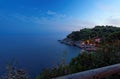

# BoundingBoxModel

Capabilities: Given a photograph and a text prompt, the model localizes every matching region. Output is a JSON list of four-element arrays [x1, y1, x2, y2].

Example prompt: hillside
[[67, 26, 120, 41]]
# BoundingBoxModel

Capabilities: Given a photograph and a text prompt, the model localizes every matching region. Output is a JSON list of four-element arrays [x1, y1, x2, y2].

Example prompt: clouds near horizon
[[0, 0, 120, 35]]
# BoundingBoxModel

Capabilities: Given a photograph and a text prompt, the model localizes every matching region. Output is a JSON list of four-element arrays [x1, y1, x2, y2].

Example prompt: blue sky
[[0, 0, 120, 34]]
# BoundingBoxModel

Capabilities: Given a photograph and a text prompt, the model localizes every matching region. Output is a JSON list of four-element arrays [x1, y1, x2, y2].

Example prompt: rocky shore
[[59, 38, 81, 47], [58, 38, 97, 51]]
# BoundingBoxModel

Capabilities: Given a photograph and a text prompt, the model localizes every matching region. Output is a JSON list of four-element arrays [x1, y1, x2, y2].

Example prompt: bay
[[0, 32, 81, 78]]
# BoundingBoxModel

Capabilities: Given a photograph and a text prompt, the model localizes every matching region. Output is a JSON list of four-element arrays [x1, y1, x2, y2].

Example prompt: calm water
[[0, 32, 81, 78]]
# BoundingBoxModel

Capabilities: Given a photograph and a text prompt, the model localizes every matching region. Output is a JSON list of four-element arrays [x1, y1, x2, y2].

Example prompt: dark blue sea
[[0, 32, 81, 78]]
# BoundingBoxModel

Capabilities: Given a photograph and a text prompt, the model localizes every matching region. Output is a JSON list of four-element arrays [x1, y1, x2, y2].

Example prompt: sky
[[0, 0, 120, 34]]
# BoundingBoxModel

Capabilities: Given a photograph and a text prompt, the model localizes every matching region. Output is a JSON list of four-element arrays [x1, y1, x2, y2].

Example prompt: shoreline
[[58, 38, 97, 51]]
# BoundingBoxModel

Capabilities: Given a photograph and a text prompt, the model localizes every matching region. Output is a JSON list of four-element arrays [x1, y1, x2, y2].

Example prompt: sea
[[0, 31, 81, 78]]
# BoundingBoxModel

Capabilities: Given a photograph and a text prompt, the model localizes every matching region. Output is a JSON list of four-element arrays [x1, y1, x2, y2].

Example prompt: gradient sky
[[0, 0, 120, 34]]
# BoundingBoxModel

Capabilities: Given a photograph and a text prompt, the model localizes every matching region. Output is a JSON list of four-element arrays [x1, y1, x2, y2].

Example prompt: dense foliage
[[67, 26, 120, 41], [106, 31, 120, 42], [37, 26, 120, 79]]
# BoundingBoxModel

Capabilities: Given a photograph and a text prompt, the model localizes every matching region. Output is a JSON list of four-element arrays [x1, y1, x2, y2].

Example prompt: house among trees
[[80, 37, 101, 51]]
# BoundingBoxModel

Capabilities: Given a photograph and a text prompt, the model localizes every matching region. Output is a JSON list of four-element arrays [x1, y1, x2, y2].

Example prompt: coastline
[[58, 38, 97, 51]]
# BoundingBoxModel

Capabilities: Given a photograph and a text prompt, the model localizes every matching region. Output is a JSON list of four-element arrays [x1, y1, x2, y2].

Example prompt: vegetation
[[1, 64, 29, 79], [37, 25, 120, 79], [37, 43, 120, 79], [67, 25, 120, 41]]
